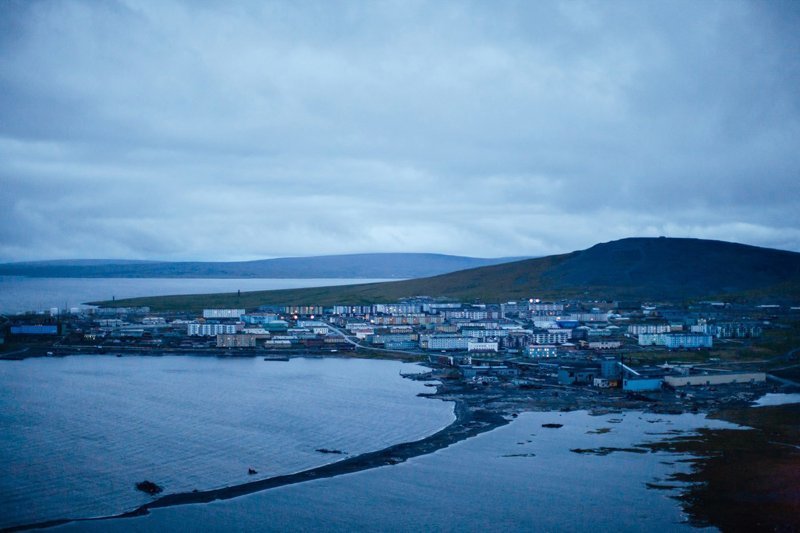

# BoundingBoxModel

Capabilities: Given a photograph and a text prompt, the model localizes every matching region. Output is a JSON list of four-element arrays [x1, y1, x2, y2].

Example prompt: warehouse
[[664, 371, 766, 387]]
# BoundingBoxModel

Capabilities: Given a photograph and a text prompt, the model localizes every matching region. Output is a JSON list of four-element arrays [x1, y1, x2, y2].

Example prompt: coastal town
[[4, 297, 799, 409]]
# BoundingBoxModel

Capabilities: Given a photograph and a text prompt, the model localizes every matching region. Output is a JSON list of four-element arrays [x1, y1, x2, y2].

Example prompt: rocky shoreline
[[6, 373, 798, 532], [7, 391, 507, 532]]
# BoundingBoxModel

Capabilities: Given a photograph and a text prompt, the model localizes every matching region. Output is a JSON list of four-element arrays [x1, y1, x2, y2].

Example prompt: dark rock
[[315, 448, 346, 455], [135, 480, 163, 495], [248, 468, 258, 475], [541, 423, 563, 428]]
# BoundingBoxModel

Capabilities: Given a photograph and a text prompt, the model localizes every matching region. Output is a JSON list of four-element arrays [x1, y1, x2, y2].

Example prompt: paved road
[[0, 346, 30, 358], [325, 322, 428, 357], [767, 373, 800, 387]]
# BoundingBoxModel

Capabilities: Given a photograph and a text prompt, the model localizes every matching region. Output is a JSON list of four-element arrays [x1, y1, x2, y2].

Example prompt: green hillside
[[92, 237, 800, 312]]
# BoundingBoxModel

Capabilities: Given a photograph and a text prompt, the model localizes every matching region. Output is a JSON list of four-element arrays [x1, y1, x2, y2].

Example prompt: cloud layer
[[1, 0, 799, 261]]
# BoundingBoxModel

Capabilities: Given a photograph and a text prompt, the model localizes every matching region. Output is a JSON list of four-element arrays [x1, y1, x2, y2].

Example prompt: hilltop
[[0, 253, 525, 280], [93, 237, 800, 311]]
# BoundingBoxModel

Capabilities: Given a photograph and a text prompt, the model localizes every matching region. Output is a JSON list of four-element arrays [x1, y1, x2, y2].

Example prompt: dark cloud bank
[[1, 0, 799, 261]]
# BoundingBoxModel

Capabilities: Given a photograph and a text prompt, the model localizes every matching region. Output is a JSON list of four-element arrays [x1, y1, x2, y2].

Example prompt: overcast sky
[[1, 0, 799, 262]]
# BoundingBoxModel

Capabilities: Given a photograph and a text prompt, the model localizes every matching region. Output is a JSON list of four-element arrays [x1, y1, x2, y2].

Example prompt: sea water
[[0, 356, 454, 530], [64, 411, 739, 532], [0, 277, 391, 314]]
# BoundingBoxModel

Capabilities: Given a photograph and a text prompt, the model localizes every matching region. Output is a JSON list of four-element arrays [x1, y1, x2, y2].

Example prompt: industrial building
[[10, 324, 59, 335], [665, 371, 766, 387]]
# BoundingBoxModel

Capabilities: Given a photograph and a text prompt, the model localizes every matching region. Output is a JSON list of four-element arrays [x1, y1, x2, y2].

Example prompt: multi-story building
[[369, 333, 419, 345], [242, 313, 278, 325], [588, 341, 622, 350], [202, 309, 245, 319], [373, 303, 423, 315], [526, 345, 559, 358], [691, 321, 762, 339], [420, 334, 471, 351], [638, 333, 666, 346], [628, 323, 671, 335], [371, 314, 444, 326], [441, 308, 501, 320], [467, 341, 499, 352], [283, 306, 323, 317], [500, 301, 529, 317], [216, 334, 260, 348], [331, 305, 372, 316], [529, 302, 564, 315], [531, 331, 571, 345], [460, 327, 509, 339], [188, 323, 238, 336], [664, 333, 713, 349], [423, 303, 463, 313], [567, 312, 609, 323], [640, 332, 712, 349]]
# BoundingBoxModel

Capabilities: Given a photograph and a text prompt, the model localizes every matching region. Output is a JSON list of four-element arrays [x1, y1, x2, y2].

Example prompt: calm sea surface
[[0, 356, 454, 530], [57, 409, 740, 533], [0, 277, 390, 314]]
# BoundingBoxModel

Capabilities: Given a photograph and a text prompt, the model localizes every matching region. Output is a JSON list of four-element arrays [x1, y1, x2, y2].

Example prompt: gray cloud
[[1, 0, 799, 261]]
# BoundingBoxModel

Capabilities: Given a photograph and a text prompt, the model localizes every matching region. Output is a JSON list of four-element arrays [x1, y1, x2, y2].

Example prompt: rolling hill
[[93, 237, 800, 311], [0, 253, 526, 280]]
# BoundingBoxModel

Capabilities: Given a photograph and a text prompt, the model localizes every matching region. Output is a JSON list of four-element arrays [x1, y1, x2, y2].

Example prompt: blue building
[[558, 365, 598, 385], [600, 357, 622, 379], [10, 325, 59, 335], [622, 377, 663, 391]]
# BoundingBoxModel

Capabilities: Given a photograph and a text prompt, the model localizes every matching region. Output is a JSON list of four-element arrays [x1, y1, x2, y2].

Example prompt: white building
[[568, 312, 609, 323], [468, 341, 499, 352], [421, 335, 471, 351], [373, 303, 423, 315], [588, 341, 622, 350], [531, 331, 571, 345], [242, 327, 269, 335], [664, 333, 713, 349], [638, 333, 666, 346], [460, 328, 509, 339], [529, 302, 564, 314], [527, 345, 559, 358], [628, 323, 671, 335], [203, 309, 245, 319], [188, 323, 238, 336]]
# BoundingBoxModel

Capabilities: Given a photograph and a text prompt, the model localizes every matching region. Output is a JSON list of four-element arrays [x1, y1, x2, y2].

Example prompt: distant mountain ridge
[[94, 237, 800, 311], [0, 253, 528, 280]]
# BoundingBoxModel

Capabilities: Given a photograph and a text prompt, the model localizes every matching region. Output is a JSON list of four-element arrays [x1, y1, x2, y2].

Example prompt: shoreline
[[0, 345, 423, 362], [3, 356, 797, 532], [7, 398, 509, 532]]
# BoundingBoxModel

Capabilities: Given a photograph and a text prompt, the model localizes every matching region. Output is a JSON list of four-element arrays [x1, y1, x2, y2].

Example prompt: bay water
[[0, 356, 454, 530], [57, 409, 740, 532], [0, 277, 390, 314]]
